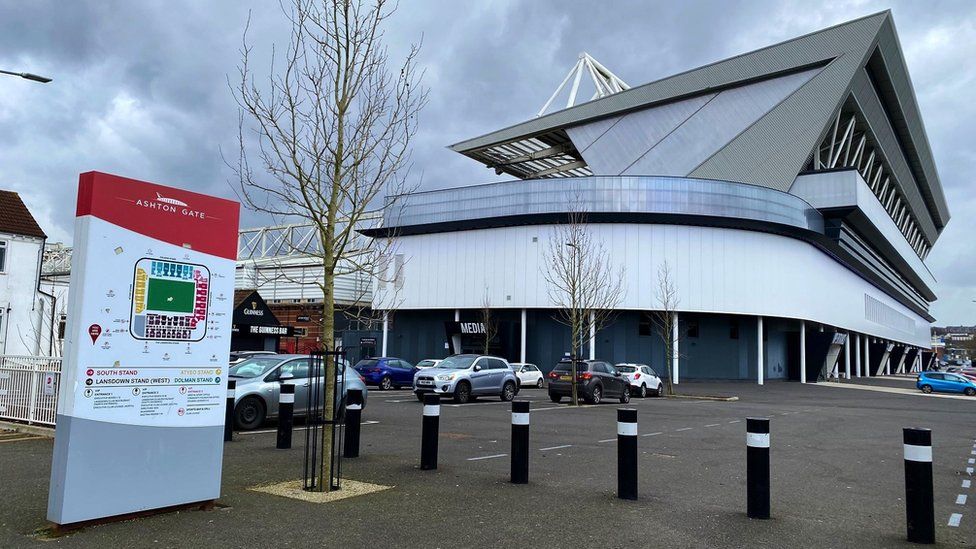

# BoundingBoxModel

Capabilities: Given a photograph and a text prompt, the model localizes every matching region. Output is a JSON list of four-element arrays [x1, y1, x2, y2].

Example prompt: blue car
[[354, 357, 415, 390], [916, 372, 976, 396]]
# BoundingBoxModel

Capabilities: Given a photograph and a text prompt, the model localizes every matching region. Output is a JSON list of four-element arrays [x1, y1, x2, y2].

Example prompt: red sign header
[[76, 171, 240, 260]]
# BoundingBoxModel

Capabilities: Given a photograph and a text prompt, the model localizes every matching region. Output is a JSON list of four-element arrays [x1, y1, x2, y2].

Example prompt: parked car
[[229, 350, 276, 365], [547, 359, 630, 405], [354, 357, 415, 390], [615, 363, 664, 398], [413, 354, 519, 404], [414, 359, 442, 370], [509, 363, 545, 388], [916, 371, 976, 396], [229, 354, 368, 430]]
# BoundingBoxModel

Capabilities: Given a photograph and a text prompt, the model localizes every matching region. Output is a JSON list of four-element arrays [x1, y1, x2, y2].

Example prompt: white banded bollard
[[224, 379, 236, 442], [344, 389, 364, 458], [617, 408, 638, 500], [903, 427, 935, 544], [276, 383, 295, 450], [511, 401, 530, 484], [420, 393, 440, 470], [746, 417, 770, 519]]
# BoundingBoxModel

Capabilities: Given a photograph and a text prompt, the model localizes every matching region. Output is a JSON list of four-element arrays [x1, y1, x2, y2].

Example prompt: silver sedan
[[228, 354, 367, 430]]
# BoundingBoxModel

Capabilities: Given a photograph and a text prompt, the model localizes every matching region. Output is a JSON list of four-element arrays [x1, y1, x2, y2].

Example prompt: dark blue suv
[[354, 357, 415, 390]]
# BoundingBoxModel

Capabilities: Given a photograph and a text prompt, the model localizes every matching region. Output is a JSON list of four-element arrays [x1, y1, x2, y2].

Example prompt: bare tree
[[543, 209, 625, 405], [480, 286, 498, 355], [231, 0, 427, 491], [653, 261, 680, 396]]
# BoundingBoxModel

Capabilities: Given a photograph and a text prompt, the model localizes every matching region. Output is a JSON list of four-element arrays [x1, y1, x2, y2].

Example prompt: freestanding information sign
[[48, 172, 239, 525]]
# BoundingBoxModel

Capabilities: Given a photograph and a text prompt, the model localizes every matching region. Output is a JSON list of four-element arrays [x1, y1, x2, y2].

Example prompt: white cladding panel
[[381, 224, 930, 346]]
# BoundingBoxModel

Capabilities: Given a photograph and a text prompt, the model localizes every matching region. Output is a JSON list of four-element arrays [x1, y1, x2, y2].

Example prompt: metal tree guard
[[303, 347, 348, 491]]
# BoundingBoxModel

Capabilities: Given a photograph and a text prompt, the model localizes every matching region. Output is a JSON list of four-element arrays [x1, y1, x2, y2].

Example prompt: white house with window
[[0, 189, 56, 356]]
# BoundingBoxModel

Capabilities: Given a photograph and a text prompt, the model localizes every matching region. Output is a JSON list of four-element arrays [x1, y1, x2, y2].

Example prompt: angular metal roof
[[449, 11, 949, 242]]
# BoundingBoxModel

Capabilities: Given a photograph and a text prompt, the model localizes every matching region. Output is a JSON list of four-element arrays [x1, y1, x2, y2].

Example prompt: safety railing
[[0, 355, 62, 426]]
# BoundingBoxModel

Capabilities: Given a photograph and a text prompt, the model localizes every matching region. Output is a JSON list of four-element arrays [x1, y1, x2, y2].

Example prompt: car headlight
[[436, 373, 456, 381]]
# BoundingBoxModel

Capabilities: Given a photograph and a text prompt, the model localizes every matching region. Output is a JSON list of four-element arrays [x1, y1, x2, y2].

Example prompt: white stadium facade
[[362, 12, 948, 382]]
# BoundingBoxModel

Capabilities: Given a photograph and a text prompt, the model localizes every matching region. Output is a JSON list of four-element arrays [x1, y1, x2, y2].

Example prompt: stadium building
[[363, 12, 947, 382]]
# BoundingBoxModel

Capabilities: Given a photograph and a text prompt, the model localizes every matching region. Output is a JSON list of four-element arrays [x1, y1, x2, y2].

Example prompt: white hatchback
[[615, 363, 664, 398], [509, 363, 545, 388]]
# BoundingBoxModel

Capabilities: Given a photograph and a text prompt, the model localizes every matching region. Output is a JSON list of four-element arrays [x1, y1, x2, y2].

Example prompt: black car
[[547, 359, 630, 404]]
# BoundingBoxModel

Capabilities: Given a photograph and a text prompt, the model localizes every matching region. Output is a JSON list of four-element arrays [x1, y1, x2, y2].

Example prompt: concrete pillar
[[381, 311, 389, 357], [672, 312, 680, 384], [885, 343, 891, 375], [855, 333, 861, 377], [520, 308, 527, 363], [864, 337, 870, 378], [800, 320, 806, 384], [843, 333, 851, 380], [757, 316, 764, 386], [588, 310, 596, 360], [454, 309, 460, 322]]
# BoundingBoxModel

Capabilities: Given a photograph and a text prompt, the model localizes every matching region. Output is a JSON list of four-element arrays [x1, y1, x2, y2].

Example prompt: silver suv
[[413, 354, 519, 404]]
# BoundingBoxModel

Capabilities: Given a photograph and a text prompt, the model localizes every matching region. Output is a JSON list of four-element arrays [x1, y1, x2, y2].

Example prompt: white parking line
[[963, 480, 972, 489], [956, 494, 968, 505], [642, 432, 663, 437], [539, 444, 572, 451], [949, 513, 962, 527], [728, 420, 741, 424], [238, 421, 379, 436], [705, 424, 720, 427], [969, 458, 975, 465], [675, 427, 692, 432], [467, 454, 507, 461], [967, 467, 974, 475], [598, 438, 616, 443]]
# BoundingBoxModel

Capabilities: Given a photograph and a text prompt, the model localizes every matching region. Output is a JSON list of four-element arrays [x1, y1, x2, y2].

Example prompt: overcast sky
[[0, 0, 973, 324]]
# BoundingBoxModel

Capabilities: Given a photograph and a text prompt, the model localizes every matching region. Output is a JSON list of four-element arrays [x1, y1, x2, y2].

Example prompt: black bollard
[[746, 417, 770, 519], [511, 401, 530, 484], [617, 408, 638, 500], [420, 393, 440, 470], [344, 389, 363, 458], [276, 383, 295, 449], [224, 379, 236, 442], [903, 427, 935, 544]]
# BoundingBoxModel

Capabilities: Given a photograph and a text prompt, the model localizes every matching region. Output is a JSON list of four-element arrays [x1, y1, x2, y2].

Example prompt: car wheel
[[415, 392, 425, 402], [501, 381, 517, 402], [966, 387, 976, 396], [453, 381, 472, 404], [234, 396, 266, 430], [920, 385, 933, 394], [549, 393, 561, 403], [619, 386, 630, 404], [587, 385, 602, 405], [536, 378, 544, 389], [638, 384, 647, 398], [656, 383, 664, 397], [379, 376, 393, 391]]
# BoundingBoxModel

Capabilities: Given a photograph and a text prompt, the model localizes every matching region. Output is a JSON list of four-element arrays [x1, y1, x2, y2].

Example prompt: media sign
[[47, 172, 239, 525]]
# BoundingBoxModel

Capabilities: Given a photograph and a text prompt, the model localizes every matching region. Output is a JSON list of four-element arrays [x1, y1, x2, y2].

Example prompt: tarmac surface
[[1, 380, 974, 547]]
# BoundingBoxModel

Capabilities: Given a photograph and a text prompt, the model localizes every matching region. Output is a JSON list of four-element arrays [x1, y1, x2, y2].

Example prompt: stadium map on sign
[[130, 258, 210, 341]]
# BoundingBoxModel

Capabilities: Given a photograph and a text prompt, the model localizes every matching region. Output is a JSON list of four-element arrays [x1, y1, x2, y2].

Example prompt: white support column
[[672, 312, 679, 384], [757, 316, 764, 386], [381, 311, 389, 357], [885, 345, 891, 376], [800, 321, 807, 384], [843, 333, 851, 380], [454, 309, 460, 322], [855, 334, 861, 377], [588, 310, 596, 360], [520, 308, 527, 363], [864, 338, 871, 378]]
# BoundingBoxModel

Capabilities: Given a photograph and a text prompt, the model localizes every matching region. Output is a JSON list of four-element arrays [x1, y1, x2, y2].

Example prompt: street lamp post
[[0, 69, 52, 83]]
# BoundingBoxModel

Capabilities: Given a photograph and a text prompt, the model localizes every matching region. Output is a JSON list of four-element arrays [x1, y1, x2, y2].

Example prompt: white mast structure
[[537, 52, 630, 117]]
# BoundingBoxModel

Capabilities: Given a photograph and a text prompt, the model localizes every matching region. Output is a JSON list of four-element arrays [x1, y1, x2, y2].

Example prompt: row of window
[[637, 313, 741, 339]]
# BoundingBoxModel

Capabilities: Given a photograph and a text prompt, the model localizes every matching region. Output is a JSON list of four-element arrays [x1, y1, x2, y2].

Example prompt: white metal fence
[[0, 355, 62, 426]]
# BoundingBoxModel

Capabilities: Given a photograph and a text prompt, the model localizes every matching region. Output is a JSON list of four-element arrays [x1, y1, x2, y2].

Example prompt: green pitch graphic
[[146, 278, 195, 313]]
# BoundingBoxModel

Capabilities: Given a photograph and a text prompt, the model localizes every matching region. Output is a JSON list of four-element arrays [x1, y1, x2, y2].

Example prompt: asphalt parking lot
[[1, 381, 974, 547]]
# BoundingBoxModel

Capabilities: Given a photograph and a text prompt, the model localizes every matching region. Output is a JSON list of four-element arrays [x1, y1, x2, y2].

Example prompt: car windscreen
[[417, 360, 435, 367], [355, 359, 378, 368], [553, 361, 587, 372], [616, 366, 636, 373], [229, 357, 283, 378], [437, 355, 478, 369]]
